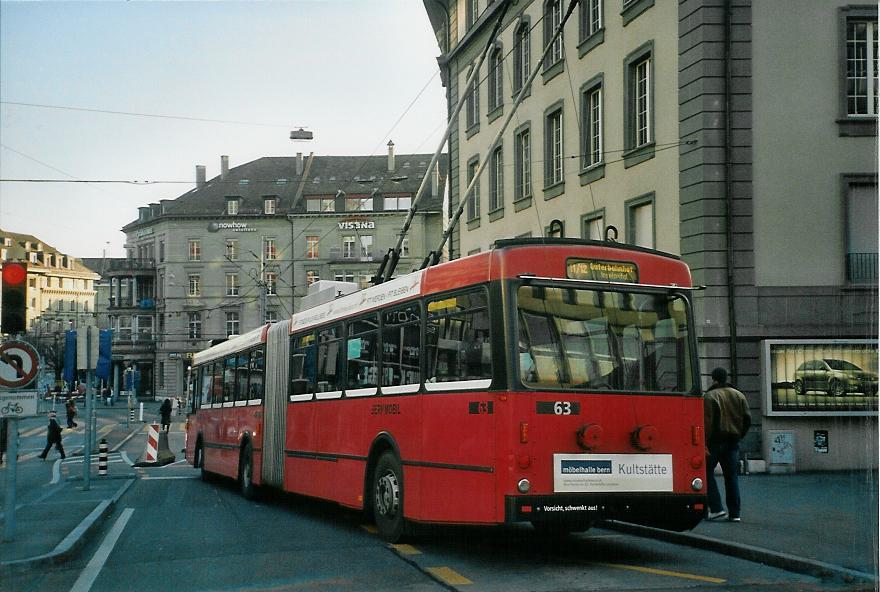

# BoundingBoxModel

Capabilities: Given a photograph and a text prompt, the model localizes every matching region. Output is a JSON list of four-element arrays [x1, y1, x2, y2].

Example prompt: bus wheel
[[196, 442, 212, 482], [239, 442, 258, 500], [373, 451, 408, 542]]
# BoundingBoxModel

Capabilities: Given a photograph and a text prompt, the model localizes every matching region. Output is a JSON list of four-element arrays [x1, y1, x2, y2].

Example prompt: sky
[[0, 0, 448, 258]]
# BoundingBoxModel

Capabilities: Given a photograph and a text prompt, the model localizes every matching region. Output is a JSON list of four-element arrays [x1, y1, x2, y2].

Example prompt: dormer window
[[226, 198, 240, 215], [264, 197, 277, 215]]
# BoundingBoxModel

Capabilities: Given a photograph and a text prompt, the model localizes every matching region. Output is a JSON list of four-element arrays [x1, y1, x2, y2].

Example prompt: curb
[[0, 477, 135, 576], [603, 520, 878, 585]]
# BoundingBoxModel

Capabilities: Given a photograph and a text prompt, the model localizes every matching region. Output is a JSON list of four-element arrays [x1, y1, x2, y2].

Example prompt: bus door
[[421, 288, 496, 523]]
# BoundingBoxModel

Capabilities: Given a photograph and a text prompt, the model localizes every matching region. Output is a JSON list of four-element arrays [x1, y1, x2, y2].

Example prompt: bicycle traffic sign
[[0, 391, 38, 418], [0, 340, 40, 389]]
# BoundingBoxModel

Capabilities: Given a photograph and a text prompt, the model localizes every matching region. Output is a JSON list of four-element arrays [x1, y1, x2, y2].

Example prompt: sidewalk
[[608, 470, 879, 585], [0, 407, 153, 575]]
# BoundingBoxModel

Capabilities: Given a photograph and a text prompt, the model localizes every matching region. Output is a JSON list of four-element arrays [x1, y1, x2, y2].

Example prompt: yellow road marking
[[426, 567, 472, 586], [98, 425, 113, 435], [391, 543, 421, 555], [600, 562, 725, 584], [360, 524, 378, 534], [22, 427, 42, 438]]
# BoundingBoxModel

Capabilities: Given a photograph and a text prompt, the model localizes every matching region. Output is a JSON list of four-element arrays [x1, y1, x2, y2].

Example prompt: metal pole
[[82, 330, 92, 490], [2, 417, 19, 541]]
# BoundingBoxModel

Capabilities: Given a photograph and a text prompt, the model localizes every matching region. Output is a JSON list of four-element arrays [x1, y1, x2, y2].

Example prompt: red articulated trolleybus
[[185, 238, 707, 541]]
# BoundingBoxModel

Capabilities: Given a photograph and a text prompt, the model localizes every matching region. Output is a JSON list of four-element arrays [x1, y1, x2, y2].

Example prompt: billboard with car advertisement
[[763, 340, 878, 416]]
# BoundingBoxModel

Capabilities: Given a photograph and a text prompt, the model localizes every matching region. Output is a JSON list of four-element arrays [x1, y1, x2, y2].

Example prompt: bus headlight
[[691, 478, 703, 491], [517, 478, 531, 493]]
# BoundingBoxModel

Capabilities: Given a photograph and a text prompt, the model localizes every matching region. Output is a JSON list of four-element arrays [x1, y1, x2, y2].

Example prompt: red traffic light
[[2, 262, 27, 285]]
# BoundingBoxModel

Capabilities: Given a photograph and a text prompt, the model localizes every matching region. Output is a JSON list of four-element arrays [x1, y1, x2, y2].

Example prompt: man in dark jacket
[[704, 367, 751, 522], [38, 411, 66, 460]]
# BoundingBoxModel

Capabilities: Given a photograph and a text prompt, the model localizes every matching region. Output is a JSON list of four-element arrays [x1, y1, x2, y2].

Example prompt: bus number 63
[[554, 401, 572, 415]]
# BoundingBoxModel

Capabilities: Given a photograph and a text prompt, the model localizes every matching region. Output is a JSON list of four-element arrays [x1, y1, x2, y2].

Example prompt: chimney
[[431, 161, 439, 197], [196, 165, 206, 188], [220, 155, 229, 180], [387, 140, 395, 172], [296, 152, 304, 176]]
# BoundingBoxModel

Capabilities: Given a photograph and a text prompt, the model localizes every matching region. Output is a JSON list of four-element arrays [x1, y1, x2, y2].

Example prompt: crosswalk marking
[[426, 566, 472, 586]]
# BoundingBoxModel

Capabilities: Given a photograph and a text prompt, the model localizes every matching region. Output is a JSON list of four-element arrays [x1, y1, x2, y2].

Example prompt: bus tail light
[[632, 425, 657, 451], [690, 455, 704, 469], [517, 454, 531, 469], [576, 423, 603, 450], [692, 425, 703, 446], [520, 422, 529, 443]]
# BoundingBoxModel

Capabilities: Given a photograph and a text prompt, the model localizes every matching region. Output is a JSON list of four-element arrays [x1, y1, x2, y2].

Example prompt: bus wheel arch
[[239, 438, 258, 500]]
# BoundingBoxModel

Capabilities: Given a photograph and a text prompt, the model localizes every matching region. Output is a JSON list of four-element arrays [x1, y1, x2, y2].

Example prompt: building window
[[346, 195, 374, 212], [226, 311, 240, 337], [581, 79, 603, 169], [226, 198, 239, 215], [513, 21, 530, 93], [401, 238, 410, 257], [188, 312, 201, 339], [264, 197, 276, 215], [159, 240, 165, 263], [625, 43, 654, 154], [488, 45, 503, 112], [544, 106, 564, 187], [265, 309, 278, 323], [188, 274, 201, 297], [343, 236, 356, 259], [583, 211, 604, 240], [467, 157, 481, 221], [188, 239, 201, 261], [226, 239, 238, 260], [847, 17, 878, 116], [359, 235, 374, 260], [490, 145, 504, 211], [514, 125, 532, 201], [306, 270, 319, 285], [306, 197, 335, 212], [226, 273, 239, 296], [627, 194, 655, 249], [844, 176, 879, 284], [580, 0, 602, 41], [544, 0, 564, 70], [466, 0, 478, 29], [306, 235, 319, 259], [466, 65, 480, 130], [384, 195, 412, 210], [264, 238, 277, 261], [265, 272, 277, 295], [334, 269, 355, 283]]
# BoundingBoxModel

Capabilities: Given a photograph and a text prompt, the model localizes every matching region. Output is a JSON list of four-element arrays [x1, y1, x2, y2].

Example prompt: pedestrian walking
[[65, 399, 78, 428], [704, 367, 751, 522], [38, 411, 66, 460], [159, 398, 173, 432], [0, 417, 8, 465]]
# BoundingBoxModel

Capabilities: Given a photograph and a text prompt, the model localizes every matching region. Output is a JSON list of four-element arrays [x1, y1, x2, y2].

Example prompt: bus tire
[[196, 441, 212, 482], [372, 451, 408, 542], [239, 442, 258, 500]]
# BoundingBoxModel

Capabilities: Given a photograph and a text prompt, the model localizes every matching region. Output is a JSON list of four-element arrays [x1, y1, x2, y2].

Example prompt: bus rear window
[[516, 286, 693, 393]]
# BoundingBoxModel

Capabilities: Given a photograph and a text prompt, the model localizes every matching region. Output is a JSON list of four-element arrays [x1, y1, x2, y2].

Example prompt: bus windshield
[[516, 284, 694, 393]]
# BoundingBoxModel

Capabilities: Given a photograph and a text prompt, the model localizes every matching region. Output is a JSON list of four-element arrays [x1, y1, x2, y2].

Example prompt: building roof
[[122, 152, 447, 231], [0, 229, 99, 279]]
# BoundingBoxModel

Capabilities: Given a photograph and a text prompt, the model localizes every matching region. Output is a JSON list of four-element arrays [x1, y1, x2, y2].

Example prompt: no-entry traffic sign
[[0, 340, 40, 389]]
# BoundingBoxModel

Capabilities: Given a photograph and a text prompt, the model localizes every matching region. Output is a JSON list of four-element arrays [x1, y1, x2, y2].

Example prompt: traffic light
[[2, 261, 28, 335]]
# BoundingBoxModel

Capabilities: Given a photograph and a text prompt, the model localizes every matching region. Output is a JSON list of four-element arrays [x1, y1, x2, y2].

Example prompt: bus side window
[[200, 364, 212, 406], [425, 289, 491, 383], [317, 325, 343, 392], [347, 315, 379, 389], [382, 303, 421, 387], [235, 353, 249, 402], [291, 332, 316, 397], [223, 356, 236, 403], [249, 349, 265, 399]]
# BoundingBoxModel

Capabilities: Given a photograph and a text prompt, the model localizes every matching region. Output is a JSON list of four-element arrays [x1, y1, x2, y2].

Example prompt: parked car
[[793, 359, 879, 397]]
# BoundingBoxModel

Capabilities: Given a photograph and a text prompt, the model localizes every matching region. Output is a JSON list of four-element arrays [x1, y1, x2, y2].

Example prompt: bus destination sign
[[567, 259, 638, 283]]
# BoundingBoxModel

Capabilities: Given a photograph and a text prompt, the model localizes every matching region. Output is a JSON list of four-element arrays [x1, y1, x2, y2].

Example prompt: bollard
[[130, 407, 135, 423], [139, 402, 144, 423], [98, 438, 108, 476]]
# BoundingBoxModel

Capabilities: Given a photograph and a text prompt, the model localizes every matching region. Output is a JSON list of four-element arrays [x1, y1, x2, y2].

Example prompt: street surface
[[2, 407, 875, 592]]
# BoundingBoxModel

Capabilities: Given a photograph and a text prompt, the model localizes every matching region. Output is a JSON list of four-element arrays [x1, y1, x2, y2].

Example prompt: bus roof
[[192, 323, 273, 366]]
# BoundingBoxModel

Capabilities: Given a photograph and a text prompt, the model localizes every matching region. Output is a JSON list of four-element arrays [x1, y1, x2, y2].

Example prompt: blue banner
[[63, 330, 76, 384], [96, 329, 112, 380]]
